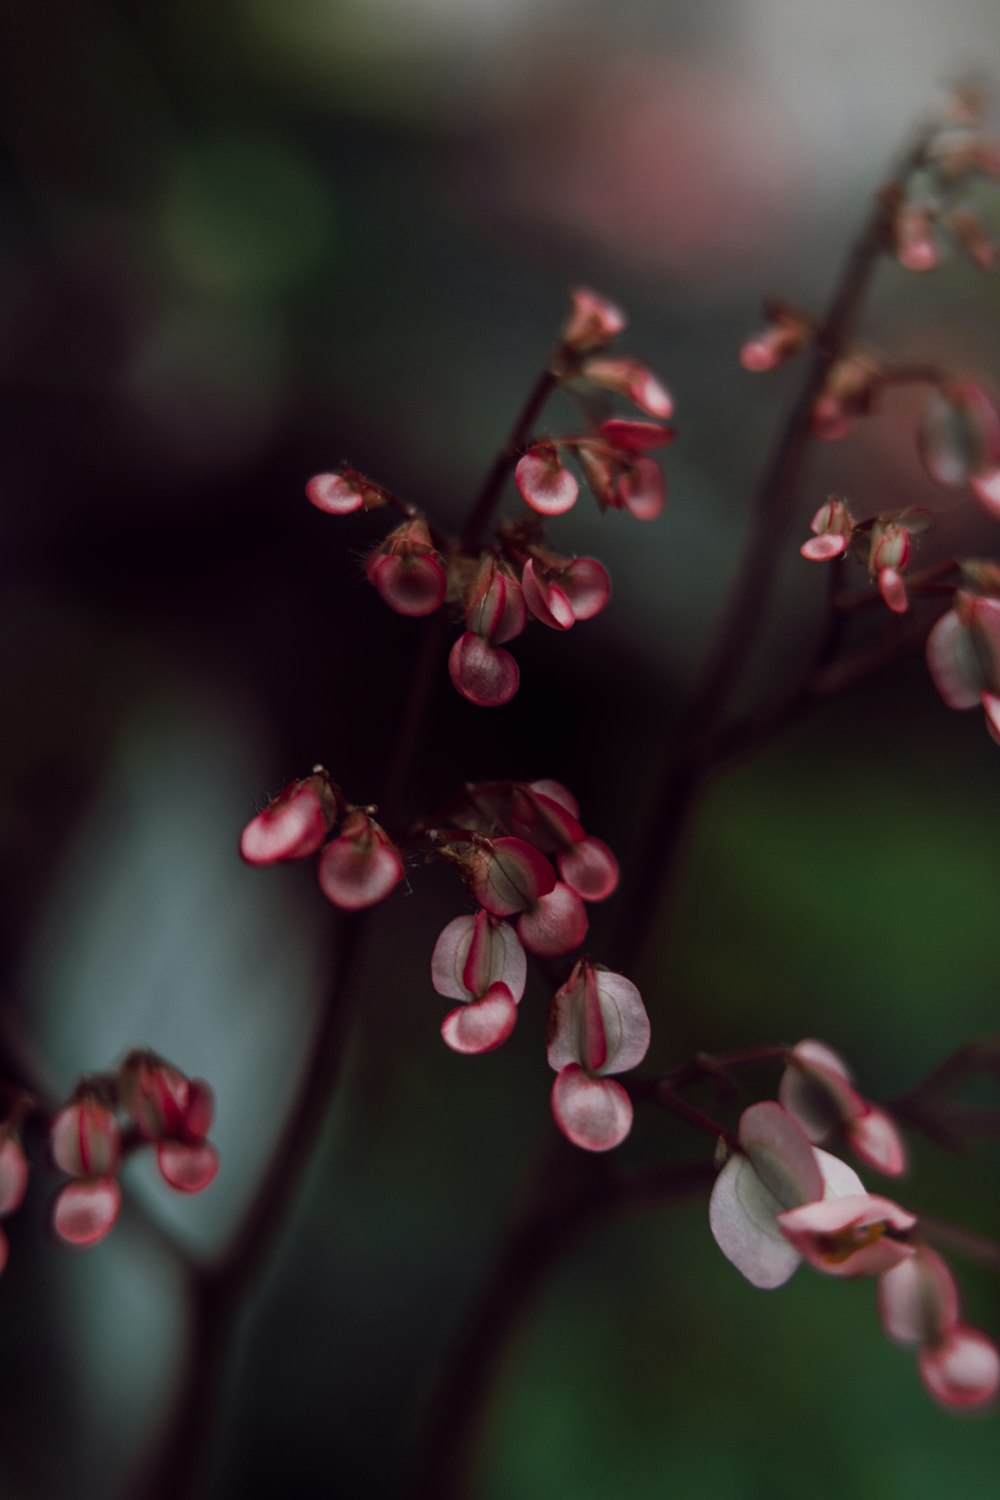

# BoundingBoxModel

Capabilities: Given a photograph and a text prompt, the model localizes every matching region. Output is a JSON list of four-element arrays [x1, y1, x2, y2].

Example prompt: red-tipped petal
[[50, 1099, 122, 1179], [737, 1101, 824, 1208], [879, 568, 909, 614], [551, 1064, 633, 1151], [0, 1137, 29, 1217], [547, 963, 650, 1076], [879, 1248, 960, 1346], [926, 610, 984, 710], [918, 384, 1000, 489], [559, 557, 611, 621], [317, 822, 403, 911], [441, 983, 518, 1054], [448, 633, 519, 707], [529, 779, 580, 818], [598, 419, 674, 452], [709, 1153, 805, 1289], [515, 448, 579, 517], [240, 781, 332, 865], [618, 457, 665, 520], [558, 837, 619, 902], [431, 912, 527, 1002], [369, 554, 446, 617], [919, 1325, 1000, 1409], [469, 837, 556, 916], [516, 882, 588, 957], [305, 472, 365, 515], [801, 534, 848, 561], [848, 1106, 907, 1176], [777, 1193, 916, 1277], [521, 559, 575, 631], [157, 1141, 219, 1193], [53, 1177, 121, 1247]]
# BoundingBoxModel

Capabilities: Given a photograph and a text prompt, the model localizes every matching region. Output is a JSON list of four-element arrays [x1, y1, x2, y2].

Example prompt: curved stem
[[460, 358, 562, 547]]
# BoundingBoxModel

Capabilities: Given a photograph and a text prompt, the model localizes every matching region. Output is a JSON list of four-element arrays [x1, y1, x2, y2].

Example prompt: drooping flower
[[879, 1246, 1000, 1409], [119, 1052, 219, 1193], [449, 555, 525, 707], [800, 497, 854, 561], [515, 442, 579, 517], [50, 1091, 123, 1247], [926, 588, 1000, 743], [366, 518, 447, 617], [546, 959, 650, 1151]]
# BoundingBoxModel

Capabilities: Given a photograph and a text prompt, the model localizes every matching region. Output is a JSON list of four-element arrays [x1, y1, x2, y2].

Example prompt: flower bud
[[740, 304, 813, 371], [561, 288, 626, 353], [448, 632, 520, 707], [801, 498, 853, 561], [465, 556, 525, 645], [917, 382, 1000, 490], [366, 519, 447, 617], [581, 357, 673, 418], [515, 442, 579, 517], [240, 769, 339, 865], [50, 1093, 122, 1179]]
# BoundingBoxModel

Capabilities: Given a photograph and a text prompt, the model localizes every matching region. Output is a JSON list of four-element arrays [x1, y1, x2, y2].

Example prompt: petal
[[515, 447, 579, 517], [558, 557, 611, 621], [469, 837, 556, 917], [815, 1148, 867, 1199], [618, 457, 665, 520], [157, 1141, 219, 1193], [305, 471, 365, 515], [800, 534, 848, 561], [240, 780, 332, 865], [879, 568, 909, 615], [878, 1248, 960, 1346], [448, 633, 520, 707], [847, 1106, 907, 1176], [598, 419, 674, 452], [778, 1047, 864, 1142], [441, 984, 517, 1054], [509, 786, 585, 850], [521, 560, 576, 630], [983, 692, 1000, 745], [184, 1080, 215, 1141], [53, 1177, 121, 1247], [919, 1324, 1000, 1409], [737, 1102, 824, 1209], [709, 1153, 804, 1290], [431, 911, 527, 1002], [466, 559, 526, 645], [970, 465, 1000, 519], [317, 821, 403, 911], [369, 554, 447, 617], [777, 1193, 917, 1277], [0, 1137, 29, 1217], [926, 609, 985, 709], [562, 288, 626, 352], [547, 963, 650, 1076], [918, 384, 1000, 489], [551, 1065, 633, 1151], [558, 837, 620, 902], [529, 779, 580, 819], [516, 883, 589, 957], [50, 1099, 122, 1179]]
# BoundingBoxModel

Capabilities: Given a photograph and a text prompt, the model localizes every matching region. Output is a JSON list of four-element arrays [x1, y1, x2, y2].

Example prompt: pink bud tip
[[440, 983, 518, 1055], [305, 472, 366, 515], [53, 1177, 121, 1247], [562, 288, 626, 353], [448, 633, 520, 707], [515, 447, 579, 517], [157, 1140, 220, 1193], [919, 1325, 1000, 1409], [551, 1064, 633, 1151]]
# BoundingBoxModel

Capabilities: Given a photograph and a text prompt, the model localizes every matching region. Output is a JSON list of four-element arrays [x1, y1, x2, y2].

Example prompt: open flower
[[709, 1102, 913, 1290], [779, 1039, 907, 1175], [546, 959, 650, 1151]]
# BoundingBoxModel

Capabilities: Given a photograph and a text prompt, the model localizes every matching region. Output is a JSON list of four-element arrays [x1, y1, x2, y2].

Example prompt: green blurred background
[[1, 0, 998, 1495]]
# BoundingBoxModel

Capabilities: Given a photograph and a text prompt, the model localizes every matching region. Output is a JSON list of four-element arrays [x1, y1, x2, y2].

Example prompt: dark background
[[1, 1, 998, 1496]]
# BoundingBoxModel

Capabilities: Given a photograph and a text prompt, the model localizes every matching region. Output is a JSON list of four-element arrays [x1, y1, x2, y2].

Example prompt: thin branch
[[460, 358, 562, 547]]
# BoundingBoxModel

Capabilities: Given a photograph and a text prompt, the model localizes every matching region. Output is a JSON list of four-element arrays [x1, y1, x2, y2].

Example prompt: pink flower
[[926, 589, 1000, 744], [879, 1246, 1000, 1409], [580, 357, 673, 419], [547, 959, 650, 1151], [0, 1134, 29, 1274], [868, 520, 912, 614], [316, 809, 403, 911], [240, 768, 339, 865], [515, 442, 579, 517], [366, 518, 447, 617], [779, 1039, 907, 1176], [50, 1092, 123, 1247], [561, 288, 626, 354], [450, 556, 526, 707], [917, 382, 1000, 518], [119, 1052, 219, 1193], [800, 498, 854, 562], [465, 836, 556, 917], [431, 911, 527, 1054], [709, 1101, 911, 1289], [740, 303, 813, 372]]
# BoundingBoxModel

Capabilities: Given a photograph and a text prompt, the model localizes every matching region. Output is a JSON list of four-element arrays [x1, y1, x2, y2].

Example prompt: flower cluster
[[49, 1053, 218, 1249], [304, 289, 674, 706], [708, 1049, 998, 1410], [800, 497, 931, 614], [240, 767, 404, 911]]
